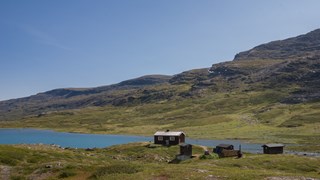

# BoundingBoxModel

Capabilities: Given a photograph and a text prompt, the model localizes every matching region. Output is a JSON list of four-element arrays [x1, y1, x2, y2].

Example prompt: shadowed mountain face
[[0, 75, 173, 120], [0, 29, 320, 121]]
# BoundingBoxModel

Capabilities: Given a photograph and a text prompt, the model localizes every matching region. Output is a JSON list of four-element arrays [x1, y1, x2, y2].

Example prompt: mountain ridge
[[234, 29, 320, 61], [0, 29, 319, 122]]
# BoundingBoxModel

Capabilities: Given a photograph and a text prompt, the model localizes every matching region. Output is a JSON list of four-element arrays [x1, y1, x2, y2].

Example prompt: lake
[[0, 128, 263, 152]]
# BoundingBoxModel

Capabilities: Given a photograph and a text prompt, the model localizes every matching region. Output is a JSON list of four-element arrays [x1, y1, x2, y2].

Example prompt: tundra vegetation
[[0, 143, 319, 180]]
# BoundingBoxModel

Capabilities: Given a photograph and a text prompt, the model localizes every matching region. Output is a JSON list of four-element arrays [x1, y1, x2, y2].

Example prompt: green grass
[[0, 143, 319, 180], [1, 90, 320, 151]]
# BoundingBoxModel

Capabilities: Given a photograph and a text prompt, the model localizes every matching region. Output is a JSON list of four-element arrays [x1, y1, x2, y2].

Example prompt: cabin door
[[165, 140, 169, 146]]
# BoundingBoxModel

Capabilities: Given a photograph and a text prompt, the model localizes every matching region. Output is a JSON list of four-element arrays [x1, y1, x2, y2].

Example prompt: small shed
[[174, 143, 192, 161], [262, 144, 284, 154], [213, 144, 234, 154], [180, 143, 192, 156], [154, 130, 185, 146]]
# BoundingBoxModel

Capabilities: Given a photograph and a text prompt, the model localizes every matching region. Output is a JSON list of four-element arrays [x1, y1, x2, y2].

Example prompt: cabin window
[[170, 136, 175, 141], [158, 136, 163, 141]]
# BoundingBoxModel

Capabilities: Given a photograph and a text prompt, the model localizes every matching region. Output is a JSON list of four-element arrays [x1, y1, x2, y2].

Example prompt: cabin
[[180, 143, 192, 156], [219, 149, 242, 158], [213, 144, 242, 158], [262, 144, 284, 154], [154, 130, 185, 146], [213, 144, 234, 154]]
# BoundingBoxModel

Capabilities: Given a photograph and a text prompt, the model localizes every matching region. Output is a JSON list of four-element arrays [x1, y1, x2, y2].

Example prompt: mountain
[[209, 29, 320, 103], [0, 29, 319, 145], [0, 75, 173, 120], [234, 29, 320, 60]]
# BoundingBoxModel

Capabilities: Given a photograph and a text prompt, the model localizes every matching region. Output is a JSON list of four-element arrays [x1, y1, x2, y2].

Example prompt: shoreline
[[0, 128, 319, 156]]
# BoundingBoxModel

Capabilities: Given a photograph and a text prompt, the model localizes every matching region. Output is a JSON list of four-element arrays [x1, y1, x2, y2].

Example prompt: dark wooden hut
[[174, 143, 192, 161], [180, 143, 192, 156], [154, 131, 185, 146], [213, 144, 242, 158], [262, 144, 284, 154], [213, 144, 234, 154], [219, 149, 241, 158]]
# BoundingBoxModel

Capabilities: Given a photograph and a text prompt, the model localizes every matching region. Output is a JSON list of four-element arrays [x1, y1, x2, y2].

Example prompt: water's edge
[[0, 128, 318, 156]]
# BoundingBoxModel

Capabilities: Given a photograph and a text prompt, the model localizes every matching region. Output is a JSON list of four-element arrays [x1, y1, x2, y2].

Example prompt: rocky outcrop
[[234, 29, 320, 61], [118, 75, 171, 86], [169, 68, 209, 84]]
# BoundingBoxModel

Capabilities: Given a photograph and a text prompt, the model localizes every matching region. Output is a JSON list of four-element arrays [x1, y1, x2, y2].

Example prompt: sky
[[1, 0, 320, 101]]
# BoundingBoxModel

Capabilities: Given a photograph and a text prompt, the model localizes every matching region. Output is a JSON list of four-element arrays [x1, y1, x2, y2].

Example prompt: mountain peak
[[234, 28, 320, 61]]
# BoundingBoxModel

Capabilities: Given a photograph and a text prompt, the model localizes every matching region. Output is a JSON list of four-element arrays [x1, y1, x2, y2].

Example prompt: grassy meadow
[[0, 143, 319, 180]]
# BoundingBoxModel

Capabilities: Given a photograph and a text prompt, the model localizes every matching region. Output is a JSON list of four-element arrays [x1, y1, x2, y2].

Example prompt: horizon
[[1, 0, 320, 101]]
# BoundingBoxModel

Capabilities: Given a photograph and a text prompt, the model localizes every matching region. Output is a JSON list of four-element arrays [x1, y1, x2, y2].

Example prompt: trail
[[199, 145, 208, 151]]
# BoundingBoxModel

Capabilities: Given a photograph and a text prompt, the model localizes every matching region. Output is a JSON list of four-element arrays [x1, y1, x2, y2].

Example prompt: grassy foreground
[[0, 142, 319, 180]]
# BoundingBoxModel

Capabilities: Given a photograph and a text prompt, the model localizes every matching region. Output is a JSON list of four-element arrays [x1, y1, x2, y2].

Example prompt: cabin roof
[[180, 143, 191, 147], [262, 143, 285, 148], [216, 144, 233, 148], [154, 131, 185, 136]]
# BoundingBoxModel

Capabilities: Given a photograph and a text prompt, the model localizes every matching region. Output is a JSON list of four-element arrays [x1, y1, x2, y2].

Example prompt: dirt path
[[0, 165, 11, 180], [199, 145, 208, 151], [192, 145, 209, 157]]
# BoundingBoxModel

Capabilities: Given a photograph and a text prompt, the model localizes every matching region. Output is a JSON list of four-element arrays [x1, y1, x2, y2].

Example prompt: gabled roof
[[262, 143, 285, 148], [180, 143, 192, 147], [216, 144, 233, 148], [154, 131, 185, 136]]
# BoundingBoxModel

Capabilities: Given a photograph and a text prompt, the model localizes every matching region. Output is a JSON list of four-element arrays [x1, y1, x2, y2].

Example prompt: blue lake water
[[0, 128, 150, 148], [0, 128, 263, 153]]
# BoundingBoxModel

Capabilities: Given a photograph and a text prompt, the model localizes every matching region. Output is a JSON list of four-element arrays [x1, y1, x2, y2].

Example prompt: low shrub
[[58, 171, 77, 178], [0, 157, 18, 166], [199, 153, 219, 160]]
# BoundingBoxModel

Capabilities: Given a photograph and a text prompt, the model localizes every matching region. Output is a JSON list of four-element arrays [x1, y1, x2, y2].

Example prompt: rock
[[234, 29, 320, 61], [45, 165, 53, 168], [85, 148, 94, 151]]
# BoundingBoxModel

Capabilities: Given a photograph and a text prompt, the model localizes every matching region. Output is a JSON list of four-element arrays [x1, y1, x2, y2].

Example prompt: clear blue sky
[[1, 0, 320, 101]]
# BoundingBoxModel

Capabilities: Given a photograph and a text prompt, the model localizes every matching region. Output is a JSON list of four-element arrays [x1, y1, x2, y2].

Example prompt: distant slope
[[0, 28, 319, 135], [0, 75, 173, 120]]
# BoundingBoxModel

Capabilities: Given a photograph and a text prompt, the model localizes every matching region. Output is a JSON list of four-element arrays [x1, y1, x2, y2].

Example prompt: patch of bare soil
[[28, 171, 54, 180], [151, 175, 169, 180], [265, 176, 319, 180], [0, 165, 11, 180]]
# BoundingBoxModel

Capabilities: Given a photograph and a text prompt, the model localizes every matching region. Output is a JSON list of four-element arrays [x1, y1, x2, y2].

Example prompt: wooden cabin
[[213, 144, 234, 154], [219, 149, 241, 158], [213, 144, 242, 158], [262, 144, 284, 154], [154, 130, 185, 145]]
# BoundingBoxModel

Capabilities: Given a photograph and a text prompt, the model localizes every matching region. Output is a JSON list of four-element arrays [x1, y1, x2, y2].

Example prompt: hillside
[[0, 29, 319, 147], [0, 75, 173, 120]]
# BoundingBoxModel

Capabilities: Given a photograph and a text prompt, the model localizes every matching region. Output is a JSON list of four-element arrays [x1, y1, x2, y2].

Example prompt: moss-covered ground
[[0, 143, 319, 180]]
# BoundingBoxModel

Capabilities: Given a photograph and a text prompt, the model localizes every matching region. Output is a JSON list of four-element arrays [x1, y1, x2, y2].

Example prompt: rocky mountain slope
[[0, 29, 319, 125], [234, 29, 320, 60], [0, 75, 173, 120]]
